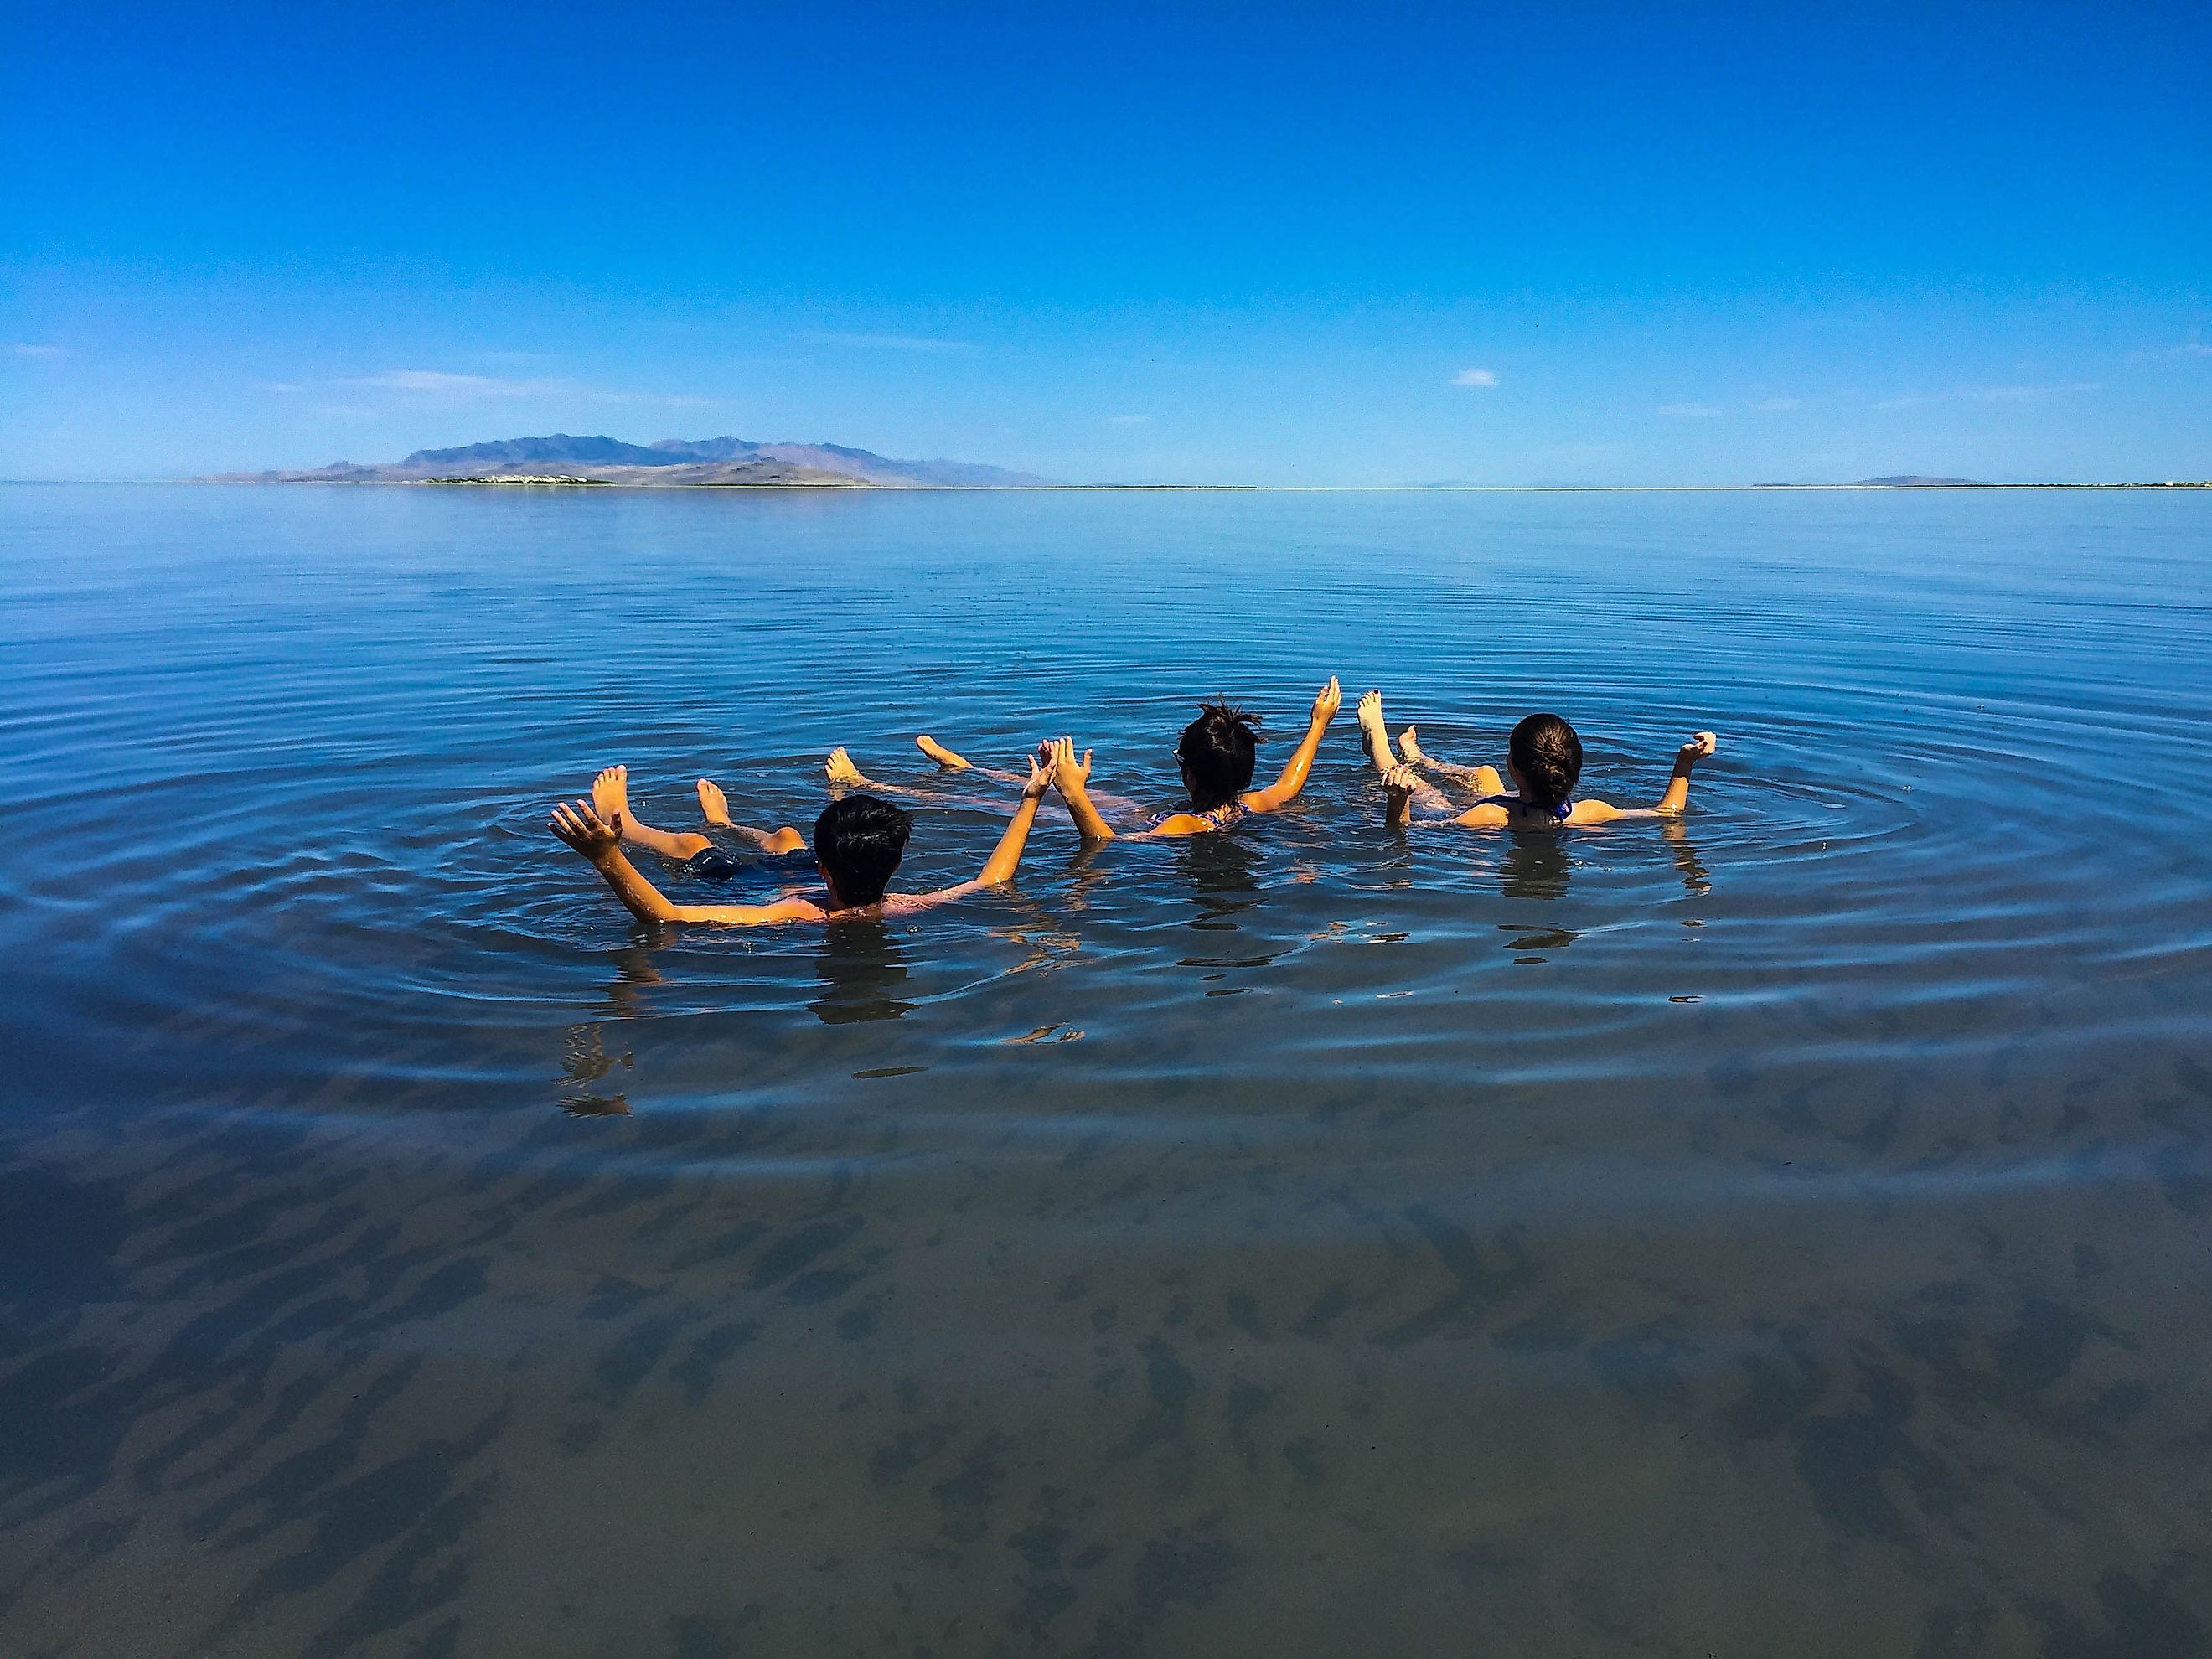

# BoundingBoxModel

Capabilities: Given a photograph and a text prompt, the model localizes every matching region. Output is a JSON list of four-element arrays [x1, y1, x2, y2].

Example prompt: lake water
[[3, 483, 2209, 1658]]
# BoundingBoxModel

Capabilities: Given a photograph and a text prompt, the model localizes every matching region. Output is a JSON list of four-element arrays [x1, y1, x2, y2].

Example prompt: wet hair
[[1508, 712, 1584, 809], [813, 793, 912, 907], [1176, 699, 1264, 811]]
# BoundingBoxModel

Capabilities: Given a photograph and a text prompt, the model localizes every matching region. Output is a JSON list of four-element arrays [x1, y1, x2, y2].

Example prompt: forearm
[[590, 850, 683, 923], [976, 794, 1045, 884], [1259, 718, 1331, 805], [1653, 757, 1698, 815], [1057, 785, 1118, 842]]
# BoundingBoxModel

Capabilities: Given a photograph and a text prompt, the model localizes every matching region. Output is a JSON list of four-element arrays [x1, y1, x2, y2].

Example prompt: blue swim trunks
[[684, 846, 815, 886]]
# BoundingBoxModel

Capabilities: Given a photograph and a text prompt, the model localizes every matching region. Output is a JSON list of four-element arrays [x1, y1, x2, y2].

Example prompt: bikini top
[[1472, 794, 1572, 822], [1152, 800, 1247, 832]]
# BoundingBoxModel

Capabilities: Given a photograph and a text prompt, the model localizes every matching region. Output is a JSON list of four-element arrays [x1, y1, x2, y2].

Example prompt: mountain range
[[222, 434, 1054, 488]]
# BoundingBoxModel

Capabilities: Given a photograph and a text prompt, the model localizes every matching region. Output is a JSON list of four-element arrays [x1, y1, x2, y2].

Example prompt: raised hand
[[1680, 731, 1718, 762], [1022, 750, 1052, 799], [550, 799, 623, 861], [1047, 736, 1093, 796], [1379, 762, 1420, 826], [1310, 675, 1343, 726]]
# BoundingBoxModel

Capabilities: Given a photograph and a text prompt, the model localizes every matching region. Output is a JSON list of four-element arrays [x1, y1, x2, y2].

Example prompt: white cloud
[[1108, 414, 1150, 426], [348, 370, 543, 395], [1876, 382, 2098, 410], [805, 331, 970, 352], [2127, 341, 2212, 360], [339, 369, 715, 407], [1450, 367, 1499, 387], [1752, 395, 1801, 411], [7, 343, 66, 359], [1659, 402, 1724, 418], [256, 380, 307, 394]]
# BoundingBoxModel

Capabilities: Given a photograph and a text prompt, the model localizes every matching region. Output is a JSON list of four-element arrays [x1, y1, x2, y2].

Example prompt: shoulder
[[1147, 812, 1212, 837], [1451, 803, 1511, 828], [1566, 800, 1625, 824]]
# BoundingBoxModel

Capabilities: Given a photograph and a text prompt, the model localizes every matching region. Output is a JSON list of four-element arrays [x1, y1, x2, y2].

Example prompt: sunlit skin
[[821, 736, 1148, 817], [590, 765, 807, 860], [551, 753, 1052, 926], [1357, 690, 1717, 830], [1051, 677, 1343, 842]]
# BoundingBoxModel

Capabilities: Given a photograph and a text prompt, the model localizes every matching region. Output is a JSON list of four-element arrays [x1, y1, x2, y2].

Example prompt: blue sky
[[3, 1, 2206, 483]]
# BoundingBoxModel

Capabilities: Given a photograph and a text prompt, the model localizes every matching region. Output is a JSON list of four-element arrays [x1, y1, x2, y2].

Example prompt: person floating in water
[[1040, 678, 1342, 842], [1355, 690, 1716, 828], [549, 751, 1052, 925], [585, 764, 809, 880]]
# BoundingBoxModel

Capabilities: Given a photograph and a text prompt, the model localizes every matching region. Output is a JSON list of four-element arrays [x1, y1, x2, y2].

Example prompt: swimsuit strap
[[1475, 793, 1571, 821], [1153, 801, 1245, 831]]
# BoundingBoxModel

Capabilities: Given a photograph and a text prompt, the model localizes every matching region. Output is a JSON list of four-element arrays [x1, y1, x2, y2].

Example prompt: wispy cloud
[[1450, 367, 1499, 388], [256, 380, 307, 394], [339, 369, 715, 407], [1874, 381, 2098, 410], [804, 331, 970, 353], [1752, 395, 1801, 411], [1108, 414, 1151, 426], [7, 343, 66, 359], [347, 370, 545, 395], [2127, 340, 2212, 361], [1659, 401, 1724, 418]]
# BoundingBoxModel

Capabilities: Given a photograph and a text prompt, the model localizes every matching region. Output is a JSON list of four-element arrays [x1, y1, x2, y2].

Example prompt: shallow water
[[3, 483, 2209, 1657]]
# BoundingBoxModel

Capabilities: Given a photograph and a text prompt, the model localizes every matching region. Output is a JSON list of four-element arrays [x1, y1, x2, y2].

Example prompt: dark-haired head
[[1508, 712, 1583, 809], [814, 793, 912, 908], [1176, 699, 1264, 811]]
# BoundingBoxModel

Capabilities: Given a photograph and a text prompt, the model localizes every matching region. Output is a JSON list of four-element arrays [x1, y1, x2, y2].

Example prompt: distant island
[[201, 438, 2209, 491], [214, 433, 1055, 488]]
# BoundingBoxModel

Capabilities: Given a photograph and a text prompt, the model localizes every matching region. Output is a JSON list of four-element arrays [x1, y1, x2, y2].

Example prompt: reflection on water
[[3, 485, 2210, 1657], [808, 918, 916, 1026], [1498, 827, 1575, 901]]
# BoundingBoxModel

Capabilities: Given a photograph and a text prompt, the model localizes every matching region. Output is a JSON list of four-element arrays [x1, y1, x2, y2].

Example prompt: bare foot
[[916, 735, 971, 770], [1357, 690, 1397, 765], [592, 764, 631, 825], [696, 777, 733, 827], [824, 747, 865, 787], [1398, 726, 1429, 765]]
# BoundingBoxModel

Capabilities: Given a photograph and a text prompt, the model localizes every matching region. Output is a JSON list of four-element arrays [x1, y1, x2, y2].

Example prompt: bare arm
[[1047, 737, 1120, 842], [1571, 733, 1718, 822], [1241, 677, 1341, 813], [1380, 764, 1511, 830], [551, 802, 825, 926], [886, 754, 1053, 909]]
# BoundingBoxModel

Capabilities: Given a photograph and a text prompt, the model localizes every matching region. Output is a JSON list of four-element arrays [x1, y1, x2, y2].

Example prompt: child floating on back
[[1047, 678, 1343, 840], [822, 679, 1342, 843], [1356, 690, 1715, 829], [550, 751, 1052, 926]]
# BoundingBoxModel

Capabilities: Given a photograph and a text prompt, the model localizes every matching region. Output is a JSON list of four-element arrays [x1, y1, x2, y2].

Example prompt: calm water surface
[[3, 485, 2209, 1657]]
